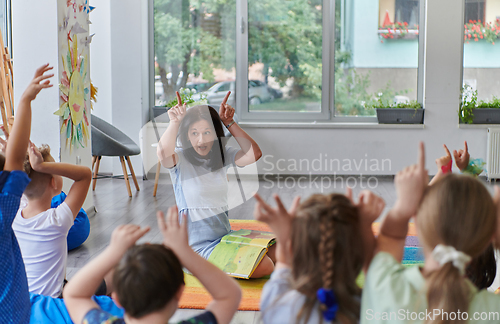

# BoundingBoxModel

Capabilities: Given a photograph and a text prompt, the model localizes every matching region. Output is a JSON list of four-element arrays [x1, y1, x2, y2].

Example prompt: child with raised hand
[[361, 142, 500, 324], [63, 206, 241, 324], [0, 64, 53, 324], [254, 189, 385, 324], [13, 141, 92, 297], [157, 91, 271, 278]]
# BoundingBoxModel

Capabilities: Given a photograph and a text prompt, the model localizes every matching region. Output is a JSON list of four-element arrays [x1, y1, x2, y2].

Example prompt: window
[[462, 0, 500, 111], [153, 0, 236, 110], [334, 0, 422, 117], [0, 0, 11, 54], [464, 0, 485, 24], [150, 0, 424, 122]]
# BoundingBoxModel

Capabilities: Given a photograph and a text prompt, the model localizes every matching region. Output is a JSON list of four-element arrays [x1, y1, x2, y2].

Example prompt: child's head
[[112, 244, 185, 319], [23, 144, 62, 199], [291, 193, 363, 323], [178, 105, 227, 169], [417, 174, 497, 320]]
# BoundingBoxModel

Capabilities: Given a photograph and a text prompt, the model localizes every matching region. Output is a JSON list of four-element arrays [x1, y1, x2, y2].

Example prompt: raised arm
[[4, 64, 53, 171], [353, 188, 386, 273], [28, 143, 92, 217], [377, 142, 428, 262], [158, 207, 241, 324], [219, 92, 262, 167], [157, 92, 185, 168], [428, 144, 452, 186], [63, 224, 150, 324]]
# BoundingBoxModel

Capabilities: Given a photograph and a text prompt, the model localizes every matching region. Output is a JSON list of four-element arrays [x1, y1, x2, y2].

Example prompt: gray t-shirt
[[168, 146, 239, 259]]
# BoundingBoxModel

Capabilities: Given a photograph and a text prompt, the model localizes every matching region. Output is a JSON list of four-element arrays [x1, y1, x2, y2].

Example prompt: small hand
[[157, 206, 189, 255], [435, 144, 452, 169], [109, 224, 150, 256], [453, 141, 470, 172], [167, 91, 187, 124], [357, 190, 386, 224], [21, 64, 54, 102], [393, 142, 428, 219], [28, 142, 45, 172], [219, 92, 235, 126], [253, 193, 300, 243]]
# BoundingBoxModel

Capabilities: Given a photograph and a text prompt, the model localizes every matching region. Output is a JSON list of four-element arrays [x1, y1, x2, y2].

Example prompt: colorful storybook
[[208, 229, 275, 279]]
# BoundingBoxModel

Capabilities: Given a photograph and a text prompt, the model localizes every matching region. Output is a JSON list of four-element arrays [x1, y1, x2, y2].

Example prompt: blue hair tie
[[317, 288, 339, 321]]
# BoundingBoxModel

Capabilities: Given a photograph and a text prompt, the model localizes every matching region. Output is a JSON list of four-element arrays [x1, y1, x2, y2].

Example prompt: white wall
[[108, 0, 144, 178], [89, 0, 113, 174], [12, 0, 60, 156]]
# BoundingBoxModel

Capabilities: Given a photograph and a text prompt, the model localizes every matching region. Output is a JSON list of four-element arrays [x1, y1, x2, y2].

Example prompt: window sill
[[458, 124, 500, 129], [239, 122, 425, 129]]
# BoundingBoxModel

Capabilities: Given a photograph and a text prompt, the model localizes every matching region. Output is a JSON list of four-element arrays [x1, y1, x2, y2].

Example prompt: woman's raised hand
[[168, 91, 187, 124], [219, 91, 235, 126]]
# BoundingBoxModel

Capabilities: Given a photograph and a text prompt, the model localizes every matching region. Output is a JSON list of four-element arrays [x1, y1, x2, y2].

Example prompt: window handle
[[240, 17, 245, 34]]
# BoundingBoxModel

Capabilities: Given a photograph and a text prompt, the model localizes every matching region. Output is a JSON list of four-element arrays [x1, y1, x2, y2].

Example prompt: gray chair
[[91, 115, 140, 197]]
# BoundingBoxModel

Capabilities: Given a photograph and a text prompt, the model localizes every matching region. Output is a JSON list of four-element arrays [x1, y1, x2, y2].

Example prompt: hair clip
[[317, 288, 339, 321]]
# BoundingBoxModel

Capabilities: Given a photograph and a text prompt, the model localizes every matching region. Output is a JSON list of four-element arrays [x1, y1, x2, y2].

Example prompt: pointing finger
[[418, 141, 425, 170], [222, 91, 231, 106], [176, 91, 182, 105], [443, 144, 451, 158]]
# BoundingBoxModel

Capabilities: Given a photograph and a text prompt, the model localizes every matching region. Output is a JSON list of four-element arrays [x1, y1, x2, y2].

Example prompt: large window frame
[[149, 0, 425, 123]]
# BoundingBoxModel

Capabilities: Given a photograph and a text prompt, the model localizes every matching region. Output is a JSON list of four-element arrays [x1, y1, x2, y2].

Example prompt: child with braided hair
[[254, 188, 385, 324]]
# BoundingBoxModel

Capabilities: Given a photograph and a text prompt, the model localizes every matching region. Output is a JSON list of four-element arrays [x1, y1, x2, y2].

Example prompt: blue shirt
[[0, 171, 31, 324], [83, 308, 217, 324]]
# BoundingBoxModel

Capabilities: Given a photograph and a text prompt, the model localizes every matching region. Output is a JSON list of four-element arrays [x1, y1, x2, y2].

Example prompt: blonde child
[[13, 142, 92, 297], [63, 206, 241, 324], [254, 189, 385, 324], [157, 92, 273, 278], [0, 64, 53, 323], [361, 142, 500, 324]]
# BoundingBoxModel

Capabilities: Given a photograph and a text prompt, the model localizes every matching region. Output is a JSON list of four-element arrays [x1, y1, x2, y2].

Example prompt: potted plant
[[369, 98, 424, 124], [459, 85, 500, 124]]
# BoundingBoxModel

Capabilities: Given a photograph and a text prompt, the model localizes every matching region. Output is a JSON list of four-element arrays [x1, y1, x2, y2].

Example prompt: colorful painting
[[56, 0, 96, 150]]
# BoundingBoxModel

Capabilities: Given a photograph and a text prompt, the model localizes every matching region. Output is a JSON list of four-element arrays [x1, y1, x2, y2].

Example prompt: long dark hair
[[178, 105, 227, 171], [466, 243, 496, 290]]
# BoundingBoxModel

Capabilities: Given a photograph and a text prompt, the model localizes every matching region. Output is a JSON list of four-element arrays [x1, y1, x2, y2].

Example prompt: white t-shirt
[[12, 201, 74, 297]]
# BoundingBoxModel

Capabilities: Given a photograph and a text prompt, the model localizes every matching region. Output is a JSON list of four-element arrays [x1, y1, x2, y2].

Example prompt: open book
[[208, 229, 275, 279]]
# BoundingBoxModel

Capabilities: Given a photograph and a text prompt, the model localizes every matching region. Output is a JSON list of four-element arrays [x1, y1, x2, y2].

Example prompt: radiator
[[487, 128, 500, 179]]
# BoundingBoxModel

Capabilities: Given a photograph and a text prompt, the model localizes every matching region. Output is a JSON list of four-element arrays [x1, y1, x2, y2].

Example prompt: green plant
[[164, 88, 207, 109], [459, 85, 477, 124], [477, 96, 500, 108]]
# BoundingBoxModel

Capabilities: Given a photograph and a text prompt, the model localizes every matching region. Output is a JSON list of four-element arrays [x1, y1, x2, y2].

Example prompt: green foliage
[[459, 85, 477, 124], [368, 98, 422, 109], [477, 96, 500, 108], [164, 88, 207, 108]]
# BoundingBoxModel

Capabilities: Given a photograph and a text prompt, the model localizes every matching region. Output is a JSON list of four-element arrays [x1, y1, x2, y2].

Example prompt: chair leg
[[120, 156, 132, 197], [153, 160, 161, 197], [125, 156, 140, 191], [92, 156, 96, 170], [92, 156, 101, 191]]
